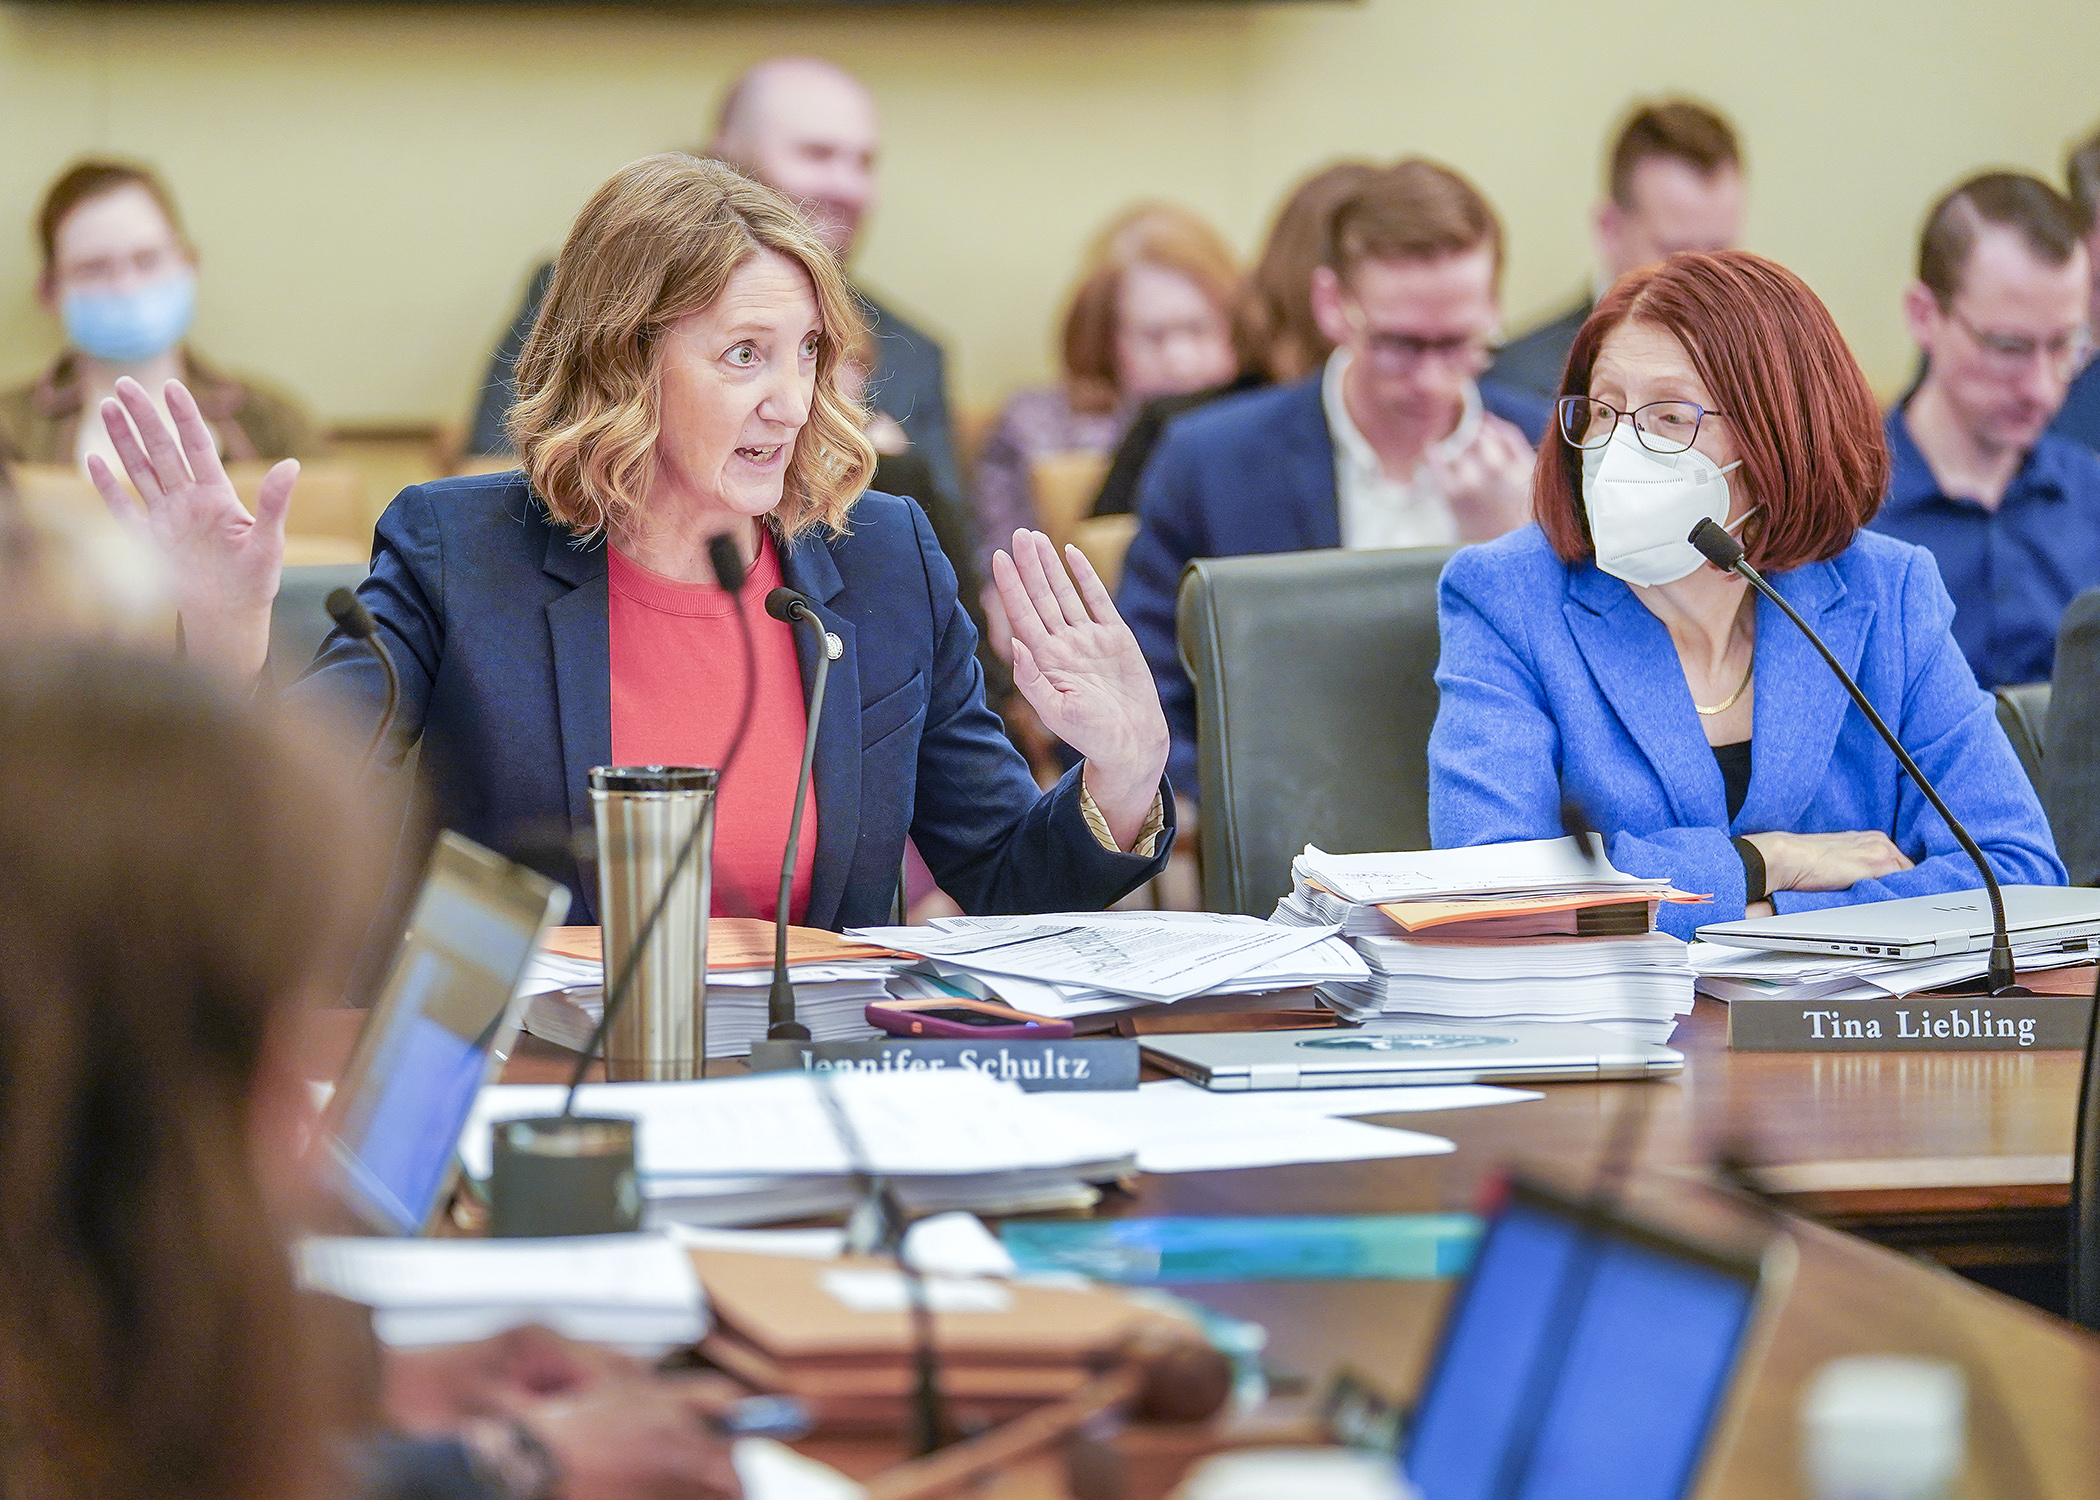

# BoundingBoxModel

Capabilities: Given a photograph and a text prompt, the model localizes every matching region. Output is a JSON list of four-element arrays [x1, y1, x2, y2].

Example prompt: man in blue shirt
[[2049, 126, 2100, 454], [1873, 171, 2100, 690]]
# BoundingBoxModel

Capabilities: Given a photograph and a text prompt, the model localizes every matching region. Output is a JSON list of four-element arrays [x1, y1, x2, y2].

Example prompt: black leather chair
[[1993, 682, 2051, 800], [1176, 546, 1455, 917], [268, 561, 368, 691]]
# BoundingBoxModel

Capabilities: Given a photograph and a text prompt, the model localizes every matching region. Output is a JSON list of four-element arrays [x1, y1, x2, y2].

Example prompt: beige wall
[[1, 0, 2095, 430]]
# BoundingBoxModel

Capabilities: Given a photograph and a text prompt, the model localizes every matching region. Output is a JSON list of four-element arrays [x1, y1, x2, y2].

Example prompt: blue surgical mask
[[62, 272, 196, 365]]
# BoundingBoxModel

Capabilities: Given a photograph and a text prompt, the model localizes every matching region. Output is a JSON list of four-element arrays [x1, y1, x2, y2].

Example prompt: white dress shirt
[[1321, 348, 1483, 551]]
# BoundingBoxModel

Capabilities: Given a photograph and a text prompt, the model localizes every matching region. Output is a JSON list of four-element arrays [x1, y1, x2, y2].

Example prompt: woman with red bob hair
[[1428, 251, 2062, 936]]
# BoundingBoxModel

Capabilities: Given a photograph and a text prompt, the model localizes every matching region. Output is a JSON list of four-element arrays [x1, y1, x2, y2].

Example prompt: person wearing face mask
[[1429, 251, 2063, 938], [0, 159, 320, 472], [92, 155, 1174, 933], [466, 57, 958, 509]]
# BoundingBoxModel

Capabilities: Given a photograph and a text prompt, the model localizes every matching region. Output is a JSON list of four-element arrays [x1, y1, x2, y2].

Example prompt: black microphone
[[1687, 517, 2028, 996], [562, 534, 761, 1109], [762, 586, 836, 1041], [326, 587, 400, 774]]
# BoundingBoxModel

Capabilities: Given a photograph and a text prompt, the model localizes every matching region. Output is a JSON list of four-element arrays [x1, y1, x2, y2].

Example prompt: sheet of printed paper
[[1296, 837, 1675, 905], [460, 1069, 1135, 1181], [1037, 1085, 1456, 1173], [851, 914, 1343, 1003]]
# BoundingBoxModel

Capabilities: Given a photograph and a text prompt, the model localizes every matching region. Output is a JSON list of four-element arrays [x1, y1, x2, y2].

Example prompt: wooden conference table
[[305, 973, 2100, 1498]]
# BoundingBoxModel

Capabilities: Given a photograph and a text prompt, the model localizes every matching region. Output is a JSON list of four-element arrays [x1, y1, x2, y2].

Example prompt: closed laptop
[[1696, 884, 2100, 960], [1142, 1020, 1682, 1091]]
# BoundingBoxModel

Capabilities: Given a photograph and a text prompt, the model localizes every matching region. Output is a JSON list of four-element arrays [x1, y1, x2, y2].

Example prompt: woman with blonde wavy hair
[[86, 154, 1174, 926]]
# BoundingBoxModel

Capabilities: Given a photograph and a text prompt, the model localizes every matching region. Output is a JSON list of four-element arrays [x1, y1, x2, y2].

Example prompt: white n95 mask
[[1581, 423, 1749, 588]]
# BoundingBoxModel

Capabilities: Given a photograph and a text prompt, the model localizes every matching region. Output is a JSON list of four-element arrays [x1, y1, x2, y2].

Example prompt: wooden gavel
[[864, 1330, 1235, 1500]]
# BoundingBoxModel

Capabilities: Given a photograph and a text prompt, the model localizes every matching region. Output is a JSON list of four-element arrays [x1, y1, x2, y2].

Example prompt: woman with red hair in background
[[970, 201, 1242, 579], [1429, 251, 2062, 938]]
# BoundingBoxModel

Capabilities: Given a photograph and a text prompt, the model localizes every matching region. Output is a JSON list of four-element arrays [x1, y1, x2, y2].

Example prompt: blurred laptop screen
[[1404, 1190, 1760, 1500], [326, 837, 563, 1234]]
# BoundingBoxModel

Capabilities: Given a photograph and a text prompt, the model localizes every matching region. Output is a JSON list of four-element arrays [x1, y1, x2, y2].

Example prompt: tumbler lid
[[589, 765, 720, 793], [494, 1115, 637, 1158]]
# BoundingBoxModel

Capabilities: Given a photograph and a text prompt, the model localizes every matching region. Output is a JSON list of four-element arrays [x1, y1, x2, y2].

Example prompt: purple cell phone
[[864, 999, 1076, 1040]]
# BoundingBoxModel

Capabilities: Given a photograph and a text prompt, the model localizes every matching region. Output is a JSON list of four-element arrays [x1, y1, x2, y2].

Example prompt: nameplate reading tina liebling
[[1727, 993, 2094, 1052], [746, 1037, 1140, 1091]]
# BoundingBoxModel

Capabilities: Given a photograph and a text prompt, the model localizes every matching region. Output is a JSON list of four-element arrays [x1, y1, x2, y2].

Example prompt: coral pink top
[[607, 533, 816, 923]]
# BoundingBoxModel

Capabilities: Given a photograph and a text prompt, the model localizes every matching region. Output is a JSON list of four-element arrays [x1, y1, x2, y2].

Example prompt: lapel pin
[[824, 631, 844, 661]]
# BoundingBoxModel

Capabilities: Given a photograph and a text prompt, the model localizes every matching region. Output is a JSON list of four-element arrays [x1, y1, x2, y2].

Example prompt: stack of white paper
[[460, 1068, 1139, 1229], [1279, 843, 1694, 1044], [517, 951, 896, 1059], [1293, 838, 1674, 906], [298, 1233, 706, 1351], [848, 910, 1367, 1019], [1688, 940, 2090, 1003], [1323, 933, 1694, 1042]]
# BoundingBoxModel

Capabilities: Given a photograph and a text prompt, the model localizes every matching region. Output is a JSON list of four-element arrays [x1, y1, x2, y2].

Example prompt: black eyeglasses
[[1556, 397, 1726, 455]]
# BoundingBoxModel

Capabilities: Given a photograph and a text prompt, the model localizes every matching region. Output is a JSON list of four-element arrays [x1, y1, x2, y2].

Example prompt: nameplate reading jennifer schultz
[[746, 1037, 1139, 1091], [1727, 994, 2094, 1052]]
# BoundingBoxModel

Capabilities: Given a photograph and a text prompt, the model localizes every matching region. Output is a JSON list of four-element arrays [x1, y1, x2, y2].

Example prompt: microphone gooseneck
[[1686, 518, 2026, 995], [562, 534, 763, 1111], [326, 586, 400, 773], [809, 1072, 951, 1456], [764, 586, 832, 1041]]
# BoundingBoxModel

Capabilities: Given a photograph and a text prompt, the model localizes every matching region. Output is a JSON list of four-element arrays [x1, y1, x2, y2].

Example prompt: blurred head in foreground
[[0, 641, 377, 1500]]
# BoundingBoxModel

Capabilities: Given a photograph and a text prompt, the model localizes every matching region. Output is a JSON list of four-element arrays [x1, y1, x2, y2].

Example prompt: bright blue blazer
[[1428, 524, 2065, 939], [290, 473, 1173, 928], [1119, 373, 1549, 796]]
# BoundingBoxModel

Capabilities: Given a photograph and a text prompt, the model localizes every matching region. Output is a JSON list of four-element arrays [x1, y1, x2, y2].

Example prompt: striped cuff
[[1080, 782, 1166, 859]]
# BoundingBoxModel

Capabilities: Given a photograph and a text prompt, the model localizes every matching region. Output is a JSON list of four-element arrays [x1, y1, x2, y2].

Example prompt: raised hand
[[990, 529, 1170, 850], [86, 376, 292, 683], [1429, 411, 1535, 542]]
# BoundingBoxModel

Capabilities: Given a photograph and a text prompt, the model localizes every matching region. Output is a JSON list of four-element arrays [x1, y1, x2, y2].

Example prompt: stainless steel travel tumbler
[[589, 765, 716, 1080]]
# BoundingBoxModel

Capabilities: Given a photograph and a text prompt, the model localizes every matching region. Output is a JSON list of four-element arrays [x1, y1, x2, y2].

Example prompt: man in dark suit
[[1118, 159, 1550, 801], [464, 57, 959, 505], [1488, 99, 1745, 401]]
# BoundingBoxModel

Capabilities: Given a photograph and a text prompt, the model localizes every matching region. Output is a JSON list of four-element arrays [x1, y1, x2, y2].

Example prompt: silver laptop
[[1695, 884, 2100, 960], [1142, 1020, 1683, 1091], [319, 831, 570, 1235]]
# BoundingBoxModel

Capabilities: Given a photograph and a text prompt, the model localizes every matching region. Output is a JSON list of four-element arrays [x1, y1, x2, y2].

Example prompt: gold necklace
[[1694, 657, 1754, 716]]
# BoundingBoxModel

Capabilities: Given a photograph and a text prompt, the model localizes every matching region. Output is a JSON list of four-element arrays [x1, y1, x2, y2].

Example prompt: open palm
[[86, 377, 293, 678], [990, 529, 1169, 798]]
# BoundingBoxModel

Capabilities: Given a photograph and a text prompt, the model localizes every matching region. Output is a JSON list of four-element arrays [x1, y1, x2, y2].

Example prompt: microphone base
[[767, 1021, 813, 1041], [1988, 983, 2037, 998]]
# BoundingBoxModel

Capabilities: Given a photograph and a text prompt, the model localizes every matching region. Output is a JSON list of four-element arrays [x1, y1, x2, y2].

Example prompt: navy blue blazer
[[1429, 525, 2065, 939], [291, 474, 1171, 928], [1117, 373, 1550, 796]]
